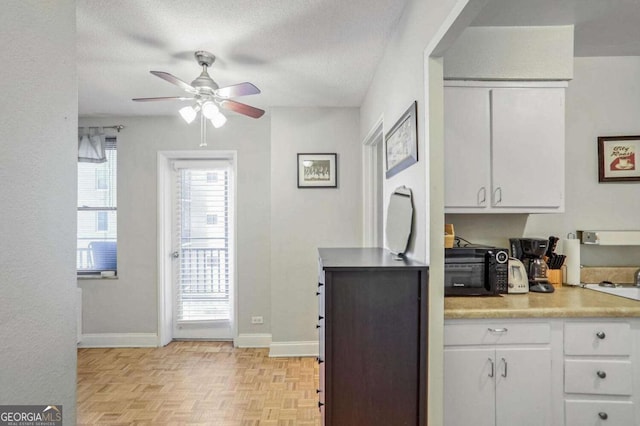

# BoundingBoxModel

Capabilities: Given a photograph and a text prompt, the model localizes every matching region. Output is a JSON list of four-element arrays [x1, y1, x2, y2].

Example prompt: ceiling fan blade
[[132, 96, 192, 102], [150, 71, 196, 93], [215, 82, 261, 98], [219, 99, 265, 119]]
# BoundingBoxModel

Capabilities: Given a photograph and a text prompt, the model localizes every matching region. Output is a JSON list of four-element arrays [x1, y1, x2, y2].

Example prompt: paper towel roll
[[563, 238, 581, 285]]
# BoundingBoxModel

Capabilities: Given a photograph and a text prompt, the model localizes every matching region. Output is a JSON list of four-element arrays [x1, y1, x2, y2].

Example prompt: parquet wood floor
[[77, 341, 321, 425]]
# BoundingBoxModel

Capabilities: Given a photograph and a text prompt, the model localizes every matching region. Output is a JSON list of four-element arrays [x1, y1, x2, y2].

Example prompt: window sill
[[77, 275, 118, 280]]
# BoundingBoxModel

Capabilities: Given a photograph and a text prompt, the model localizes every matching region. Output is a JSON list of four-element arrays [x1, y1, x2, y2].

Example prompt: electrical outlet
[[251, 316, 264, 324]]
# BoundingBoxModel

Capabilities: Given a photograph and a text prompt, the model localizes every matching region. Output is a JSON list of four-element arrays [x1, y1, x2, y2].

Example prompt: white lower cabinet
[[563, 320, 639, 426], [444, 321, 553, 426]]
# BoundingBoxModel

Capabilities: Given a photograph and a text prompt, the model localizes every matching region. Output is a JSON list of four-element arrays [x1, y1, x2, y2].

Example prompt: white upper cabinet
[[444, 81, 566, 213]]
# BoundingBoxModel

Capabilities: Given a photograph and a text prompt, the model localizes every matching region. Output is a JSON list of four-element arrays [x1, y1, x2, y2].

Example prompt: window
[[96, 211, 109, 232], [206, 213, 218, 225], [206, 172, 218, 183], [77, 137, 117, 274]]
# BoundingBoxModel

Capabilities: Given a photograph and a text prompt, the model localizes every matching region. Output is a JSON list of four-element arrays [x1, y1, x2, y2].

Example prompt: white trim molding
[[234, 333, 272, 348], [79, 333, 159, 348], [269, 341, 319, 358]]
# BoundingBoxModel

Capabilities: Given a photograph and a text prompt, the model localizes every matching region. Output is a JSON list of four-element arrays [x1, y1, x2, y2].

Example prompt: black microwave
[[444, 247, 509, 296]]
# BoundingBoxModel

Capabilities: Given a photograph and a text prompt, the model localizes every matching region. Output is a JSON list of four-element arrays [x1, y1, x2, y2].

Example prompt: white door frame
[[157, 150, 238, 346], [362, 116, 384, 247]]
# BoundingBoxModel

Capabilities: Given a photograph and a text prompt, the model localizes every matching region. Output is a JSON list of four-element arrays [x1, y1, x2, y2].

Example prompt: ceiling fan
[[132, 51, 265, 125]]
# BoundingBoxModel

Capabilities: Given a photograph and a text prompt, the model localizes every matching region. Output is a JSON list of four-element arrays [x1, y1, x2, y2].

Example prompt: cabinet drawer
[[565, 322, 631, 355], [565, 400, 634, 426], [444, 322, 550, 346], [565, 359, 633, 396]]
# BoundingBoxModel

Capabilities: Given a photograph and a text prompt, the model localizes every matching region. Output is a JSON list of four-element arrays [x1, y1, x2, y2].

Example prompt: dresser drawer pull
[[598, 412, 608, 420], [488, 358, 494, 378], [488, 328, 508, 333], [597, 370, 607, 379], [596, 331, 606, 339]]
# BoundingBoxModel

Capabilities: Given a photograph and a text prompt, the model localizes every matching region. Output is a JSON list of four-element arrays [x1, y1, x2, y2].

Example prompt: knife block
[[547, 269, 563, 288]]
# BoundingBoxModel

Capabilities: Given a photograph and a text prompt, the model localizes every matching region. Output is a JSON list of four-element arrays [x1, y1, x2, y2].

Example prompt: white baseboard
[[234, 333, 272, 348], [269, 340, 319, 358], [78, 333, 159, 348]]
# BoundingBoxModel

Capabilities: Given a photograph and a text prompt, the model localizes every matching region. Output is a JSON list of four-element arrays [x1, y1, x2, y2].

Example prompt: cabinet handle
[[316, 324, 321, 329], [477, 187, 486, 205], [318, 282, 324, 287], [316, 389, 322, 394], [319, 315, 324, 320], [318, 402, 325, 408], [488, 328, 508, 333], [493, 187, 502, 204], [501, 358, 508, 378], [598, 412, 608, 420], [597, 370, 607, 379], [488, 358, 494, 377], [316, 357, 324, 364], [316, 292, 321, 296], [596, 331, 606, 339]]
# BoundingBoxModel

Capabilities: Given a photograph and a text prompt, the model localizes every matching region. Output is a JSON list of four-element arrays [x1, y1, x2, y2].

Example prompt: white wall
[[0, 1, 77, 422], [444, 26, 574, 80], [270, 107, 361, 350], [78, 116, 271, 337], [359, 0, 471, 424], [447, 57, 640, 267]]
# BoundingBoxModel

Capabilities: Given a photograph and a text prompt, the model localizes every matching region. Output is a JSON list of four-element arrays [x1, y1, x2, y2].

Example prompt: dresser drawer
[[566, 400, 634, 426], [444, 322, 550, 346], [565, 359, 633, 395], [564, 322, 631, 356]]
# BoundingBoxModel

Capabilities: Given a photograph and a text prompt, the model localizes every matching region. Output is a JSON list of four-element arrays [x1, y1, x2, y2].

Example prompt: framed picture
[[385, 101, 418, 179], [598, 135, 640, 182], [297, 153, 337, 188]]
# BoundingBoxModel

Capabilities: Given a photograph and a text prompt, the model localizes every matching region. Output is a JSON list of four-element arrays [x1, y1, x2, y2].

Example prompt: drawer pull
[[596, 331, 606, 339], [318, 282, 324, 287], [598, 412, 608, 420], [597, 370, 607, 379], [316, 324, 321, 329], [316, 292, 321, 296], [318, 402, 325, 408], [488, 328, 508, 333], [488, 358, 494, 378], [316, 389, 321, 394], [319, 315, 324, 320], [317, 357, 324, 364]]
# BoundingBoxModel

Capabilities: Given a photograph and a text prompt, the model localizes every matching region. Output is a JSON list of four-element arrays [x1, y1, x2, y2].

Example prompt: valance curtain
[[78, 127, 106, 163]]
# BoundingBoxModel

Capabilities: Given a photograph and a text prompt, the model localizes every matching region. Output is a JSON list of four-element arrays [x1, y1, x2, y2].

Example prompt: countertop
[[444, 285, 640, 319]]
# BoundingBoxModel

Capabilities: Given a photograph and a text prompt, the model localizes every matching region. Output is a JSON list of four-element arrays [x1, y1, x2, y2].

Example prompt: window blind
[[174, 161, 232, 322], [77, 137, 117, 273]]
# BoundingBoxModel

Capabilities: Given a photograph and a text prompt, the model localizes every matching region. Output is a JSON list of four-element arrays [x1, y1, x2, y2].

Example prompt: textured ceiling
[[77, 0, 407, 117], [78, 0, 640, 118]]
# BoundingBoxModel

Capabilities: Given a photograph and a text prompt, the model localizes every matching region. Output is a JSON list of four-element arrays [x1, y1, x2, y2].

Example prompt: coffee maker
[[509, 238, 555, 293]]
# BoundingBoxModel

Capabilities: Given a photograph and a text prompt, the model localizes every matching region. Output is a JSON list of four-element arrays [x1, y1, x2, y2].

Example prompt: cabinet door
[[444, 87, 491, 208], [491, 88, 564, 208], [495, 347, 552, 426], [444, 347, 495, 426]]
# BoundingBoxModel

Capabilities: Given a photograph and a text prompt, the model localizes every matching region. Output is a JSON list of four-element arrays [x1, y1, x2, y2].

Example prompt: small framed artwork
[[297, 153, 337, 188], [598, 135, 640, 182], [385, 101, 418, 179]]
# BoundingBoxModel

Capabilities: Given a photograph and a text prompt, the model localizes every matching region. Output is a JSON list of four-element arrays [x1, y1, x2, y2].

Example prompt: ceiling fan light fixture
[[179, 105, 198, 124], [210, 112, 227, 129], [201, 101, 219, 119]]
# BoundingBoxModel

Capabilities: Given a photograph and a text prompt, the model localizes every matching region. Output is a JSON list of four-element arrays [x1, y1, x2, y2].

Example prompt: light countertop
[[444, 285, 640, 319]]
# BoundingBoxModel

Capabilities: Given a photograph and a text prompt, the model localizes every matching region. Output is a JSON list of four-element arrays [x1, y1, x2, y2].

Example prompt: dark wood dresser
[[317, 247, 429, 426]]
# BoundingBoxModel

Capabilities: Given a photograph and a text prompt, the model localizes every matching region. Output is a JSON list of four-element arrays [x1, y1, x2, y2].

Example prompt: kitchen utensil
[[508, 258, 529, 294]]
